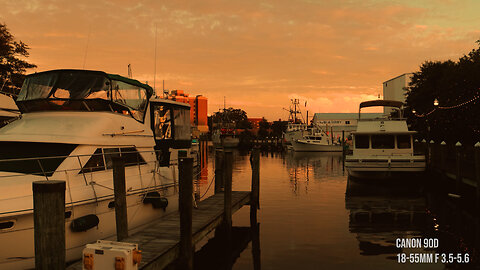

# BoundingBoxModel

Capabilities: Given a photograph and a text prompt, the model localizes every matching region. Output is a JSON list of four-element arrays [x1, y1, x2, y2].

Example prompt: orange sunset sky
[[1, 0, 479, 120]]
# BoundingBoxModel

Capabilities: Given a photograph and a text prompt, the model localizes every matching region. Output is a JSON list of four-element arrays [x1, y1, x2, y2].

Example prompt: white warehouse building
[[383, 73, 413, 114]]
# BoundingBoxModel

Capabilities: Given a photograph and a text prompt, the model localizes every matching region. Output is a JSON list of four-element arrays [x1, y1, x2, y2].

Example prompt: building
[[383, 73, 413, 114], [167, 90, 208, 134], [312, 113, 384, 139], [247, 117, 264, 135]]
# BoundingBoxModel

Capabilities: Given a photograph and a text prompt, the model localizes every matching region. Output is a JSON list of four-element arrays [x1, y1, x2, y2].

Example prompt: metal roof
[[313, 113, 383, 120]]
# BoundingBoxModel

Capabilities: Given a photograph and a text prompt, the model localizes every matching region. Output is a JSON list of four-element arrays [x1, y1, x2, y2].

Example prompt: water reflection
[[345, 178, 429, 259], [285, 152, 344, 195]]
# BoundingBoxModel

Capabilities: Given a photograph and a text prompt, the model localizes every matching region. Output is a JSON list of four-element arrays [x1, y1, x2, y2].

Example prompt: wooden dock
[[62, 148, 261, 270], [67, 191, 251, 270]]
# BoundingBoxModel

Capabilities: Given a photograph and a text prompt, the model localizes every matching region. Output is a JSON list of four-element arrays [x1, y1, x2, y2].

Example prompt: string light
[[412, 89, 480, 118]]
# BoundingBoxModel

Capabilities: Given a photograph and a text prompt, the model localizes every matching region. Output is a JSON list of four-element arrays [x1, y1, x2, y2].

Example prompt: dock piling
[[250, 147, 260, 210], [455, 142, 462, 193], [112, 157, 128, 241], [223, 150, 233, 229], [179, 157, 194, 270], [33, 180, 66, 270], [215, 148, 224, 194], [475, 142, 480, 209]]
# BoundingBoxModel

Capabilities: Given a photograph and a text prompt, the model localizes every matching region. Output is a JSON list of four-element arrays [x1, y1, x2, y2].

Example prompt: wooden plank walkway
[[67, 191, 251, 270]]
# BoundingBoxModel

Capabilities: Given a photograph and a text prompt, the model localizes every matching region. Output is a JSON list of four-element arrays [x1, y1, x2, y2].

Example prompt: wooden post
[[475, 142, 480, 209], [455, 142, 462, 193], [251, 147, 260, 210], [179, 157, 193, 270], [440, 141, 447, 172], [429, 140, 435, 169], [342, 130, 345, 157], [33, 180, 66, 270], [215, 148, 224, 194], [223, 150, 233, 229], [112, 157, 128, 241], [422, 139, 428, 168]]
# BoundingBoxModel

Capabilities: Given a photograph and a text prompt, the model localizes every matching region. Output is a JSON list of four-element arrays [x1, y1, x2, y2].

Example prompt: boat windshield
[[17, 70, 150, 122]]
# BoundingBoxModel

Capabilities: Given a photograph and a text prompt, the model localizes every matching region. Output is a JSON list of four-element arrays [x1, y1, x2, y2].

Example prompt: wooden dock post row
[[61, 148, 259, 270]]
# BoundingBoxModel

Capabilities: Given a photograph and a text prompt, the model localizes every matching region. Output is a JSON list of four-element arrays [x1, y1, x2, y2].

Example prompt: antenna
[[127, 64, 132, 78], [224, 96, 226, 110], [82, 26, 91, 69], [153, 23, 157, 95]]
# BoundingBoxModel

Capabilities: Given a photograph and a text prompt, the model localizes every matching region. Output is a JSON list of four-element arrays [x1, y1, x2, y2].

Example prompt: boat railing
[[0, 149, 184, 182]]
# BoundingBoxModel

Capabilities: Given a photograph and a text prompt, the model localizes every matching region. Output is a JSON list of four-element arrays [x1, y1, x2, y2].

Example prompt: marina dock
[[62, 148, 260, 270], [66, 191, 252, 270]]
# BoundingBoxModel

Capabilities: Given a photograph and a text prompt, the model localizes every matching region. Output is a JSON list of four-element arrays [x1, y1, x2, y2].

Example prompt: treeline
[[405, 40, 480, 145]]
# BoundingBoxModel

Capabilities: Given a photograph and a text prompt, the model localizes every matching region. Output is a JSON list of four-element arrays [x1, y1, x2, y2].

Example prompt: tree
[[210, 107, 251, 129], [258, 118, 271, 138], [405, 40, 480, 144], [0, 23, 36, 96]]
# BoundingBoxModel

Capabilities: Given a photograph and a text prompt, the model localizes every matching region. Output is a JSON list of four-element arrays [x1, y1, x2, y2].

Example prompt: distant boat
[[344, 100, 426, 179], [212, 124, 239, 148], [291, 125, 342, 152], [282, 99, 307, 148]]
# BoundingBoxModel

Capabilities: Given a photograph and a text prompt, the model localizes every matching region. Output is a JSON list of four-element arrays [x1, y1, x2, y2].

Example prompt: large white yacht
[[344, 100, 425, 179], [0, 69, 192, 269]]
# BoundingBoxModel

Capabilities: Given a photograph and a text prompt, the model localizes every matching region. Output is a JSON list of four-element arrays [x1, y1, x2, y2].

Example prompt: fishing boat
[[344, 100, 425, 179], [282, 99, 307, 149], [0, 69, 192, 269], [291, 124, 343, 152]]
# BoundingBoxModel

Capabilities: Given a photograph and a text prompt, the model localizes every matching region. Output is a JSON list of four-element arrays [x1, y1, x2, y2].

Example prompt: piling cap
[[414, 139, 419, 142], [429, 140, 435, 144], [441, 141, 446, 145], [32, 180, 66, 193], [455, 141, 462, 147], [421, 139, 426, 143], [475, 142, 480, 147]]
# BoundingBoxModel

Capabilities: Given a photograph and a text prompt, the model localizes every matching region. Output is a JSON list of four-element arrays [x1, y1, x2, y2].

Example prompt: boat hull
[[345, 157, 426, 180], [0, 187, 178, 269], [291, 140, 342, 152]]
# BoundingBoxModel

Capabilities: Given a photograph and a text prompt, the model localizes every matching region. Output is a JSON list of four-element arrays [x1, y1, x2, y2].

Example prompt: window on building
[[371, 135, 395, 149], [397, 135, 411, 149], [355, 135, 369, 149], [345, 120, 350, 125]]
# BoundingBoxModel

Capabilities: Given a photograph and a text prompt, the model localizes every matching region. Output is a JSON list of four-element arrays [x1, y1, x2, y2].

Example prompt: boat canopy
[[16, 69, 153, 122], [359, 100, 404, 119]]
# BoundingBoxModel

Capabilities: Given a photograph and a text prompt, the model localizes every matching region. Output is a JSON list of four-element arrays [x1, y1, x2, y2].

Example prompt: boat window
[[120, 147, 147, 166], [0, 142, 77, 176], [371, 135, 395, 149], [81, 148, 105, 173], [111, 80, 148, 122], [397, 135, 411, 149], [80, 147, 146, 173], [153, 105, 172, 140], [355, 135, 369, 149], [173, 108, 191, 141]]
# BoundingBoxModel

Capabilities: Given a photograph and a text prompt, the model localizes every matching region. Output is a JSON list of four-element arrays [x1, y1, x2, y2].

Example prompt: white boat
[[291, 125, 342, 152], [211, 123, 239, 148], [0, 93, 20, 127], [0, 69, 193, 269], [344, 100, 426, 179], [282, 99, 307, 148]]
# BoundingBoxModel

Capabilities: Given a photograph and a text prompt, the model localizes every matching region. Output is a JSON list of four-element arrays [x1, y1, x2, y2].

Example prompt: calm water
[[193, 150, 476, 270]]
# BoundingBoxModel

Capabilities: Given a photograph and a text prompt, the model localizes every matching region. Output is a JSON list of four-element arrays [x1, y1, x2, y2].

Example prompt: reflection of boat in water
[[345, 178, 430, 257], [285, 152, 344, 194], [345, 100, 425, 179], [0, 70, 192, 268]]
